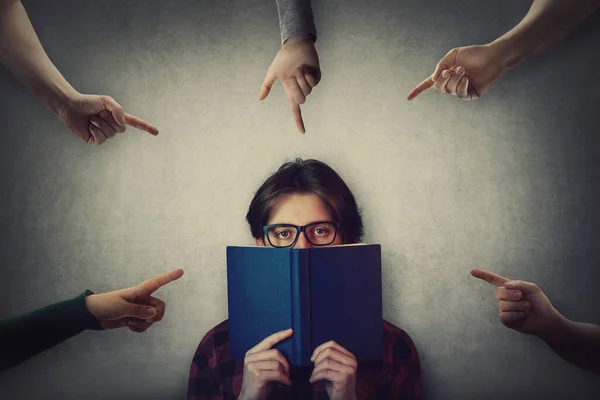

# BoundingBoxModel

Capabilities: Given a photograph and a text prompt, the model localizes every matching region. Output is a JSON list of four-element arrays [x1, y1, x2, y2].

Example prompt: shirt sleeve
[[276, 0, 317, 44], [187, 329, 224, 400], [393, 331, 422, 399], [0, 289, 104, 371]]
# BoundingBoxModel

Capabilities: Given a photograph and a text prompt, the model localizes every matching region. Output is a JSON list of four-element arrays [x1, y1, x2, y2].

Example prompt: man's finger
[[499, 311, 526, 325], [100, 95, 126, 126], [148, 296, 166, 321], [313, 346, 357, 368], [504, 280, 542, 295], [309, 369, 344, 384], [471, 269, 510, 287], [88, 125, 107, 145], [286, 77, 306, 105], [100, 110, 125, 133], [295, 73, 312, 97], [431, 49, 456, 81], [304, 66, 321, 88], [124, 113, 159, 135], [494, 286, 522, 301], [90, 115, 116, 139], [258, 72, 277, 101], [407, 78, 434, 100], [119, 302, 157, 319], [457, 76, 470, 99], [248, 329, 293, 354], [135, 269, 184, 295], [127, 318, 153, 329], [282, 84, 305, 133], [311, 340, 355, 362], [311, 358, 354, 378], [245, 349, 290, 376]]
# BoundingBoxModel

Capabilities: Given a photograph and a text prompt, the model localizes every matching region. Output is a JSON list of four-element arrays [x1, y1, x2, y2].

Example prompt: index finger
[[248, 328, 293, 354], [471, 268, 510, 287], [135, 268, 184, 295], [124, 113, 159, 135], [407, 77, 434, 100], [283, 84, 305, 133]]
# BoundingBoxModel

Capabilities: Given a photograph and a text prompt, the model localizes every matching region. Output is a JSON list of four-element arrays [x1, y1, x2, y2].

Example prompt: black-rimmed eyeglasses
[[262, 221, 340, 248]]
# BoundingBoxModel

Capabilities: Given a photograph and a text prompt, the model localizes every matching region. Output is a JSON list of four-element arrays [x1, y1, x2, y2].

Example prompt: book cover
[[227, 244, 383, 366]]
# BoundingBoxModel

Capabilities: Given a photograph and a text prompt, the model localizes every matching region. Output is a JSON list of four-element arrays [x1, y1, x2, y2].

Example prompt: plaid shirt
[[188, 320, 421, 400]]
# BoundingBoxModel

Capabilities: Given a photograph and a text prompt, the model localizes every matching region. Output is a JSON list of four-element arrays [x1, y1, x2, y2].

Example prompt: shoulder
[[382, 320, 420, 363], [193, 320, 231, 365]]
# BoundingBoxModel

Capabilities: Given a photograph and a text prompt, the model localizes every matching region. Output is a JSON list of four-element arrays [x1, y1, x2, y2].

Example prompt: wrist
[[283, 33, 315, 46], [537, 310, 570, 344], [31, 77, 79, 118], [487, 36, 528, 71]]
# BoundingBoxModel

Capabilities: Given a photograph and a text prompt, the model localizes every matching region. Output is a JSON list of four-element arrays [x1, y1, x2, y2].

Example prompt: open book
[[226, 244, 383, 366]]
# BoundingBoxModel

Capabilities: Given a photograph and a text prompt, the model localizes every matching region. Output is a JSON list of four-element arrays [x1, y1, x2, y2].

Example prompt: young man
[[188, 159, 421, 400]]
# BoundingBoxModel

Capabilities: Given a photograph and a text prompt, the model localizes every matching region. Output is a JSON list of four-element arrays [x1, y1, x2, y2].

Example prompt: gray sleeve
[[276, 0, 317, 44]]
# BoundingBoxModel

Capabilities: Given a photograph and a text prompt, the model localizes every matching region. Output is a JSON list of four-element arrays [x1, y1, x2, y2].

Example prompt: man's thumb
[[120, 303, 156, 319], [100, 95, 126, 126], [258, 74, 277, 101]]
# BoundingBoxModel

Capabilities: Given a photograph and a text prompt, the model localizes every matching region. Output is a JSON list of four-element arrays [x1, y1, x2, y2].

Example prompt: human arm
[[0, 290, 102, 371], [472, 268, 600, 375], [0, 268, 183, 372], [0, 0, 158, 144], [259, 1, 320, 134], [407, 0, 600, 100]]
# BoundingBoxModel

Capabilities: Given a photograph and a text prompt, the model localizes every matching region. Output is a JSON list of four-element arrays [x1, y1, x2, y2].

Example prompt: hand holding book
[[309, 340, 358, 400], [239, 328, 294, 400]]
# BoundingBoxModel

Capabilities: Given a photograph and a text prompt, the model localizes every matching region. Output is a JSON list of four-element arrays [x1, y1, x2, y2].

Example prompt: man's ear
[[255, 237, 265, 247]]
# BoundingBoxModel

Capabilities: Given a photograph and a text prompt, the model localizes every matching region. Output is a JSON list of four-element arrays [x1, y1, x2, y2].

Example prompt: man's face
[[255, 192, 343, 249]]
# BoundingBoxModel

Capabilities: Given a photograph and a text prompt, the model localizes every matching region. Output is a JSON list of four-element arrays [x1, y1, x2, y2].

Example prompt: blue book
[[226, 244, 383, 366]]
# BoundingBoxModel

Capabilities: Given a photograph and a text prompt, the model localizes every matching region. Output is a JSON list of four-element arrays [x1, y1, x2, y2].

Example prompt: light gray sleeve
[[276, 0, 317, 44]]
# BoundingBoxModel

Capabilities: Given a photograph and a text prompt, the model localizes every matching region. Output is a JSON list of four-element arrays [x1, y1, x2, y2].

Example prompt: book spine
[[290, 250, 311, 366]]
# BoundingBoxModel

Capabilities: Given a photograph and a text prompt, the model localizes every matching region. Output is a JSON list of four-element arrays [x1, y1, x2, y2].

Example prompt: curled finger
[[499, 300, 530, 312], [90, 115, 116, 139], [433, 69, 453, 93], [88, 124, 107, 145], [100, 110, 125, 133]]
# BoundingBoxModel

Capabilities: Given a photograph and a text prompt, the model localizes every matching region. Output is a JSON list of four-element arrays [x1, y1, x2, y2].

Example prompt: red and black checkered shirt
[[188, 319, 421, 399]]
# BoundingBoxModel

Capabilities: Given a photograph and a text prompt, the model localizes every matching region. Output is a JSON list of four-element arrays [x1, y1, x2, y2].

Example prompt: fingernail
[[505, 281, 516, 288], [522, 301, 530, 308], [144, 307, 156, 317], [461, 77, 468, 84], [513, 291, 522, 300], [456, 67, 464, 75], [442, 70, 450, 78], [144, 318, 153, 323]]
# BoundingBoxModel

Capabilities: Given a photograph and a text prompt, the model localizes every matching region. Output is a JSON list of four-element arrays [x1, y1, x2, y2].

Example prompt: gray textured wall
[[1, 0, 599, 398]]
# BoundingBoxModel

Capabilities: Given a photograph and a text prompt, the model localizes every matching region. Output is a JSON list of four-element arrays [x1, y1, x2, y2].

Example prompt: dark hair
[[246, 158, 364, 243]]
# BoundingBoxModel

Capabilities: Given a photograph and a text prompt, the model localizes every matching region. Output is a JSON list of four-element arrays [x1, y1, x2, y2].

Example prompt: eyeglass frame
[[261, 221, 341, 248]]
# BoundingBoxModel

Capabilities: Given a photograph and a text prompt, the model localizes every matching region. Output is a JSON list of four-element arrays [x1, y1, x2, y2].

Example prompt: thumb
[[117, 302, 157, 319], [431, 48, 456, 81], [258, 72, 277, 101], [100, 95, 126, 126]]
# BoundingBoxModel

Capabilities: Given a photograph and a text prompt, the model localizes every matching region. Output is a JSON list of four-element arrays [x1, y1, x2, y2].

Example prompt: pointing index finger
[[407, 77, 434, 100], [471, 268, 510, 287], [124, 113, 159, 135], [135, 269, 184, 295]]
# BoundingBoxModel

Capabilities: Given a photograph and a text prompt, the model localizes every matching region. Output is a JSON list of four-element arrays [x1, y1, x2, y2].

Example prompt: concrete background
[[1, 0, 599, 398]]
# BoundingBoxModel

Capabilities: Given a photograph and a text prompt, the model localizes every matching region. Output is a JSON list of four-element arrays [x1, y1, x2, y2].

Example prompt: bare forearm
[[540, 315, 600, 375], [489, 0, 600, 69], [0, 0, 77, 115]]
